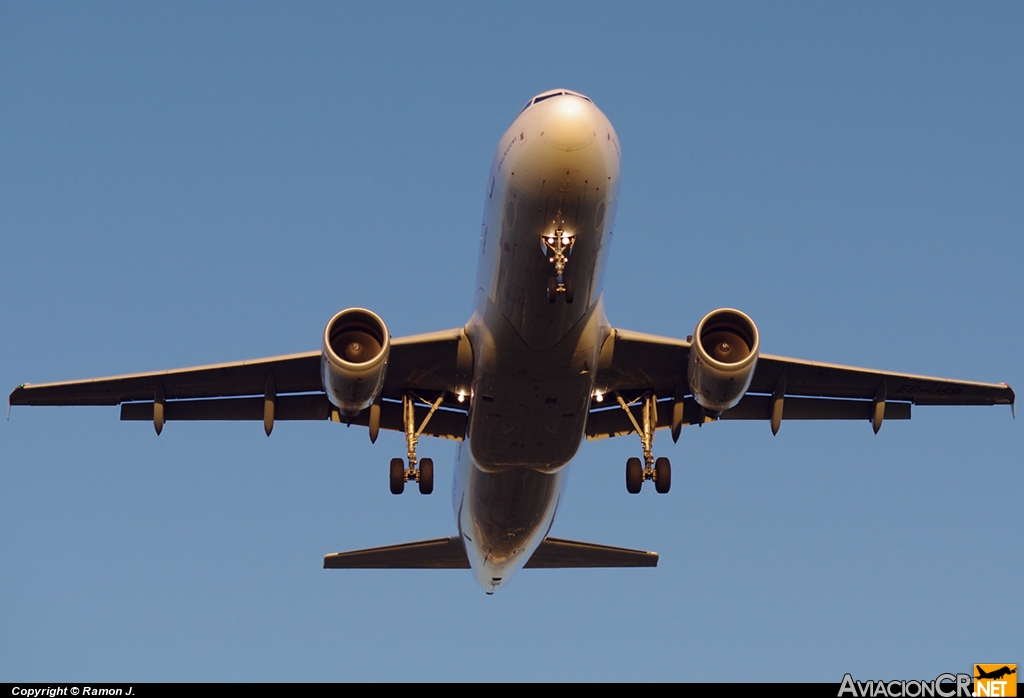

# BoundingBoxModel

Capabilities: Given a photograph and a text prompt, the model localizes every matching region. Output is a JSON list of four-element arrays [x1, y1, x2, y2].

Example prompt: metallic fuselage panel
[[454, 92, 622, 592], [452, 440, 569, 592]]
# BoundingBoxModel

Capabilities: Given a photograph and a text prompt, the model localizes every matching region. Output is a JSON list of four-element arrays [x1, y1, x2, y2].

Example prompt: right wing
[[588, 328, 1015, 439], [9, 328, 471, 439]]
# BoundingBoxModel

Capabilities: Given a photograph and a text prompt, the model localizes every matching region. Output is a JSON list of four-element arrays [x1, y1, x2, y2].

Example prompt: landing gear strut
[[390, 392, 443, 495], [542, 227, 575, 303], [615, 391, 672, 494]]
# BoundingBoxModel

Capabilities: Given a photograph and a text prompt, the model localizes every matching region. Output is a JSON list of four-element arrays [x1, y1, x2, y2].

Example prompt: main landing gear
[[542, 227, 575, 304], [389, 392, 443, 495], [390, 457, 433, 495], [615, 391, 671, 494]]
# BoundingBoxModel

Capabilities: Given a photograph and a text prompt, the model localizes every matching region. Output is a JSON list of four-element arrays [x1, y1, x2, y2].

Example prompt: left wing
[[588, 329, 1014, 439], [9, 329, 471, 439]]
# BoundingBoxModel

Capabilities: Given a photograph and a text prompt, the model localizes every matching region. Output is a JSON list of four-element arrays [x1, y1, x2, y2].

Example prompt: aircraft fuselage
[[454, 90, 622, 592]]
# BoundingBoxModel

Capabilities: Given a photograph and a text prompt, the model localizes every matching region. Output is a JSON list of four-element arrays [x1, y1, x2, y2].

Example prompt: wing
[[9, 328, 470, 440], [588, 329, 1015, 439]]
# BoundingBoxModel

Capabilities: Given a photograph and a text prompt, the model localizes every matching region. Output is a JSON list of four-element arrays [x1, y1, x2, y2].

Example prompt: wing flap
[[586, 395, 911, 440], [120, 394, 332, 422], [120, 395, 468, 439], [724, 394, 912, 421]]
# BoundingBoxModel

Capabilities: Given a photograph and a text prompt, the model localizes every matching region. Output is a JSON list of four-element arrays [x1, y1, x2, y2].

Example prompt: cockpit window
[[563, 90, 593, 103], [518, 90, 595, 118], [533, 92, 563, 105]]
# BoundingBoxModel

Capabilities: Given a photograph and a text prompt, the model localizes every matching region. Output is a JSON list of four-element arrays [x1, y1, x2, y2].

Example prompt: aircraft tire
[[390, 458, 405, 495], [564, 277, 574, 304], [547, 277, 557, 303], [654, 457, 671, 494], [419, 457, 434, 495], [626, 457, 643, 494]]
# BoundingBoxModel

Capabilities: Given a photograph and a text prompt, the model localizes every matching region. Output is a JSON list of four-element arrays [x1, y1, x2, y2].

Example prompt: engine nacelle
[[321, 308, 390, 417], [687, 308, 760, 414]]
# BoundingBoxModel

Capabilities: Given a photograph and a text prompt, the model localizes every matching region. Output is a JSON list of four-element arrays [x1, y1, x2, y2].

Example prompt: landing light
[[457, 392, 466, 403], [594, 392, 604, 403]]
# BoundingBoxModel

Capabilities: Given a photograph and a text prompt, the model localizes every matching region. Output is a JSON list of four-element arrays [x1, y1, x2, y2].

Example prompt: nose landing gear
[[542, 228, 575, 303], [389, 392, 443, 495], [615, 391, 672, 494], [547, 275, 574, 304]]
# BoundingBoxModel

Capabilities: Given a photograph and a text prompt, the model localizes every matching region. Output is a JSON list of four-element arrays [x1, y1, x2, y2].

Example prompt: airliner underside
[[10, 89, 1014, 593]]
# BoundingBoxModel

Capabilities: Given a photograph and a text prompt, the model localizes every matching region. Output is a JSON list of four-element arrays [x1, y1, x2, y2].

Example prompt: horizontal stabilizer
[[324, 536, 469, 569], [323, 536, 658, 569], [524, 537, 658, 568]]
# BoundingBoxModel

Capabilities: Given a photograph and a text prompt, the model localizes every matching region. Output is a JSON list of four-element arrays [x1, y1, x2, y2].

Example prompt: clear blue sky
[[2, 2, 1020, 682]]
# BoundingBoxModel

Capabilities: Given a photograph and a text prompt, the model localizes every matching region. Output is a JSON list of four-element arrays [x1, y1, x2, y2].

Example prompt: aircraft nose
[[540, 97, 598, 152]]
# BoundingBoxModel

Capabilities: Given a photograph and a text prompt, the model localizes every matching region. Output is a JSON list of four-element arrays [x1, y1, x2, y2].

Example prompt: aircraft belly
[[465, 294, 608, 470], [454, 440, 569, 593], [468, 376, 590, 469]]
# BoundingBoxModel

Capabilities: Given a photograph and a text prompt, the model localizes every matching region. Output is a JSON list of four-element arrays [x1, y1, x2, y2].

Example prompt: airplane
[[975, 666, 1016, 681], [9, 88, 1015, 594]]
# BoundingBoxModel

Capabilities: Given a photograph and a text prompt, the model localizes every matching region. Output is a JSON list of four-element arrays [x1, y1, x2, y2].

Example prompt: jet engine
[[321, 308, 390, 416], [687, 308, 760, 414]]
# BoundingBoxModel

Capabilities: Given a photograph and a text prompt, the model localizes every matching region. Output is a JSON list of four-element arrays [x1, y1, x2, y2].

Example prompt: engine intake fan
[[687, 308, 760, 414], [321, 308, 390, 416]]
